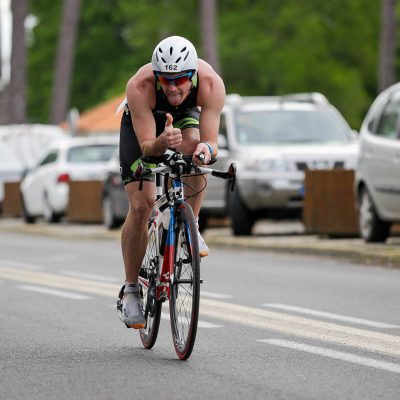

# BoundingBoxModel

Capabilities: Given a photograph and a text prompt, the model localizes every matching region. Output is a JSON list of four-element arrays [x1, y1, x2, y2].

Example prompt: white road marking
[[18, 285, 91, 300], [0, 259, 44, 271], [60, 270, 121, 283], [262, 303, 400, 329], [199, 300, 400, 357], [2, 265, 400, 358], [201, 290, 234, 300], [161, 312, 223, 328], [259, 339, 400, 374]]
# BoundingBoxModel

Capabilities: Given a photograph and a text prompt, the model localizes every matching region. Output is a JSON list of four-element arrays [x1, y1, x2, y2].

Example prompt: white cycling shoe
[[198, 231, 209, 258], [119, 284, 146, 329]]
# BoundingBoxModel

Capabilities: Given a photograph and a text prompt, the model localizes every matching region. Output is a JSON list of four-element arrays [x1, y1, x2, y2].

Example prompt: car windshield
[[235, 110, 351, 145], [67, 144, 117, 163]]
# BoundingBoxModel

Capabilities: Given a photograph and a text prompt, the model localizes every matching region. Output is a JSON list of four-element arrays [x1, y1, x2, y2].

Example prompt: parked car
[[200, 93, 359, 235], [0, 142, 24, 210], [102, 150, 128, 229], [20, 136, 118, 223], [355, 82, 400, 242]]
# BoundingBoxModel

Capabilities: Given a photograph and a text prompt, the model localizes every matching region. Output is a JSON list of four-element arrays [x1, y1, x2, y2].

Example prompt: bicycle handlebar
[[133, 150, 236, 192]]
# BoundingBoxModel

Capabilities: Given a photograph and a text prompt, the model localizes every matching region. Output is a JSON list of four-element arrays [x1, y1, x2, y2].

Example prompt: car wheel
[[359, 187, 391, 242], [20, 193, 36, 224], [43, 193, 61, 223], [103, 195, 120, 230], [228, 187, 255, 236]]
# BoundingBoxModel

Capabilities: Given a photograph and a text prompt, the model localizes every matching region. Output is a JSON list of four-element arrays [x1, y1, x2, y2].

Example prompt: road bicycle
[[118, 149, 235, 360]]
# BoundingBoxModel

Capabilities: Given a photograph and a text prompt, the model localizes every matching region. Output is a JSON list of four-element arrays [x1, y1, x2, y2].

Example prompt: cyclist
[[118, 35, 225, 328]]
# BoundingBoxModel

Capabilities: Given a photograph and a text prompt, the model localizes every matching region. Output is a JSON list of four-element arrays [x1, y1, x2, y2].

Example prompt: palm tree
[[50, 0, 81, 124], [378, 0, 396, 92], [200, 0, 221, 76], [9, 0, 27, 123]]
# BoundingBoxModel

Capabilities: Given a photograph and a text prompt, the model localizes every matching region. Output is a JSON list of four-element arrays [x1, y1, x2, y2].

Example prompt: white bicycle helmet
[[151, 36, 198, 74]]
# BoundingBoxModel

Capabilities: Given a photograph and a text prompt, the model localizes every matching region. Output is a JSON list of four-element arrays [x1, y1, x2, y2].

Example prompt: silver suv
[[355, 82, 400, 242], [201, 93, 358, 235]]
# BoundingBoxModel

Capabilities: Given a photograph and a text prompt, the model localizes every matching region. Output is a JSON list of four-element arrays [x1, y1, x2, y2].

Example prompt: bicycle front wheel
[[169, 203, 200, 360], [139, 225, 162, 349]]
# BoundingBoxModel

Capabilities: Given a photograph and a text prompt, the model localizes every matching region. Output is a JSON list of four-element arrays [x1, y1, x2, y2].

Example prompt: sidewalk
[[1, 218, 400, 269]]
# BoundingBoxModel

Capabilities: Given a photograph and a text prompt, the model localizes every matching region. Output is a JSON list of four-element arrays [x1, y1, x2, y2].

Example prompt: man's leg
[[121, 181, 155, 282], [177, 127, 209, 256], [120, 181, 155, 328]]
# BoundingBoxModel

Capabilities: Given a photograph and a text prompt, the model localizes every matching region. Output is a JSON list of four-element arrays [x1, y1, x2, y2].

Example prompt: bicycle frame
[[138, 173, 188, 303]]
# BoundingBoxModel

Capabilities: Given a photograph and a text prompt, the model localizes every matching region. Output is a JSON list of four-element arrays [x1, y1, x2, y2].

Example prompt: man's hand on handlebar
[[193, 142, 212, 165]]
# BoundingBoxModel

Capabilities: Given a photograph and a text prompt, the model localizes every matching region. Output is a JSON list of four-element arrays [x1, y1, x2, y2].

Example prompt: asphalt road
[[1, 231, 400, 400]]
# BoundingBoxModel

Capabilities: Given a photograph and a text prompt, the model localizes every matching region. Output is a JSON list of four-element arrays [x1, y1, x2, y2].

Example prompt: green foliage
[[27, 0, 391, 128]]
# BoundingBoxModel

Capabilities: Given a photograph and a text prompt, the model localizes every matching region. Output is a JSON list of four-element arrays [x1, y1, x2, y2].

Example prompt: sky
[[1, 0, 11, 82]]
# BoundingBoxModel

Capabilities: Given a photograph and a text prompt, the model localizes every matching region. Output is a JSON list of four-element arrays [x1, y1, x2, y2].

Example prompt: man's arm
[[127, 74, 168, 157], [194, 71, 225, 163], [127, 70, 183, 157]]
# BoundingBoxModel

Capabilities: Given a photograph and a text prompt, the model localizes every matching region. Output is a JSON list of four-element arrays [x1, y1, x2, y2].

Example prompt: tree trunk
[[0, 5, 3, 82], [378, 0, 396, 93], [9, 0, 27, 123], [50, 0, 81, 124], [200, 0, 221, 76]]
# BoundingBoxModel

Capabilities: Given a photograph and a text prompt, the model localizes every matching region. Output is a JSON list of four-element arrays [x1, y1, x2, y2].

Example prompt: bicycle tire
[[139, 225, 162, 349], [169, 203, 200, 360]]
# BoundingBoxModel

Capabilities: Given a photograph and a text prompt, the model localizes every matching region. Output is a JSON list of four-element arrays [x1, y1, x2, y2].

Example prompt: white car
[[20, 136, 118, 223], [355, 82, 400, 242], [200, 93, 359, 235]]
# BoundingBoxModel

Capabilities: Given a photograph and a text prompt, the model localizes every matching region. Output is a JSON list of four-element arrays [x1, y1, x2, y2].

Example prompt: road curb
[[204, 232, 400, 269], [2, 219, 400, 269]]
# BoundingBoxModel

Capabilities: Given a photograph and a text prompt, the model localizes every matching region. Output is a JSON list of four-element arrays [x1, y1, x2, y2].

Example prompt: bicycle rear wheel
[[139, 225, 162, 349], [169, 203, 200, 360]]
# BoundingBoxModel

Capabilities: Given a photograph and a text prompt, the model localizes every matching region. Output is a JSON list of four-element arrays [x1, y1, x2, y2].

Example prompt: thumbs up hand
[[164, 113, 182, 149]]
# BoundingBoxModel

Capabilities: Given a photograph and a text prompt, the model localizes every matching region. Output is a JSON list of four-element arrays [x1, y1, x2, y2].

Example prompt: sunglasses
[[155, 71, 194, 87]]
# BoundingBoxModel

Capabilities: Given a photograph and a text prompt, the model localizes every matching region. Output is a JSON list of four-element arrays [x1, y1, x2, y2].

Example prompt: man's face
[[157, 72, 194, 107]]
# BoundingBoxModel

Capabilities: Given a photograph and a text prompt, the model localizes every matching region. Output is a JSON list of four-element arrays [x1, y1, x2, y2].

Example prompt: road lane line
[[160, 311, 223, 328], [262, 303, 400, 329], [2, 265, 400, 357], [258, 339, 400, 374], [0, 265, 119, 297], [0, 259, 44, 271], [60, 270, 121, 283], [199, 300, 400, 357], [18, 285, 92, 300], [201, 291, 234, 300]]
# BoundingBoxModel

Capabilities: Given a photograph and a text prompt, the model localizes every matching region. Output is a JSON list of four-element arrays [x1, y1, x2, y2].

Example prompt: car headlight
[[244, 157, 291, 172]]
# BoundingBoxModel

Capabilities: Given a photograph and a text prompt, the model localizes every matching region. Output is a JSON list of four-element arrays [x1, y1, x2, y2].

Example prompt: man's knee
[[126, 193, 153, 223]]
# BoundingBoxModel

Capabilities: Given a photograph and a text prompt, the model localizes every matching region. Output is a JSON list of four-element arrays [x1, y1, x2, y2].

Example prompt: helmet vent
[[158, 47, 163, 53], [170, 46, 173, 56], [156, 54, 159, 62], [181, 47, 187, 53], [161, 57, 166, 63], [175, 57, 182, 63], [183, 51, 189, 61]]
